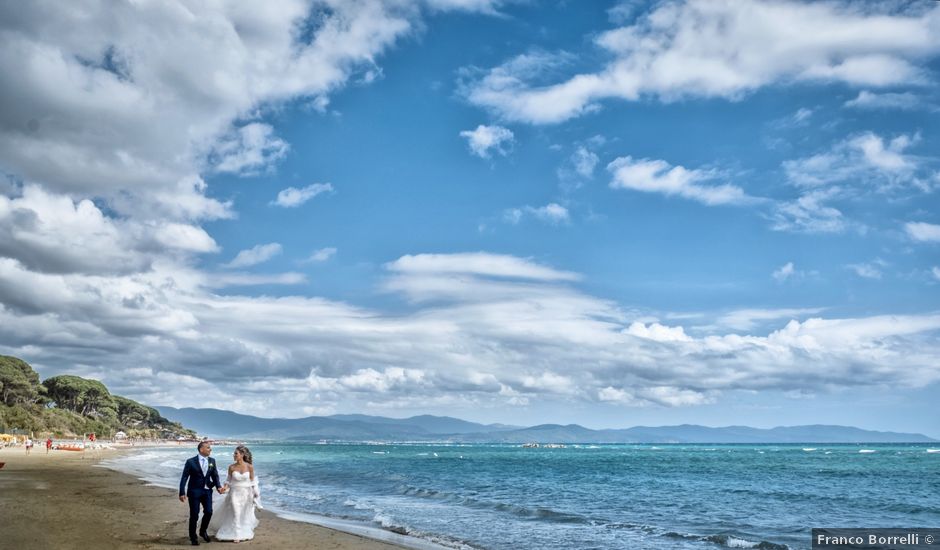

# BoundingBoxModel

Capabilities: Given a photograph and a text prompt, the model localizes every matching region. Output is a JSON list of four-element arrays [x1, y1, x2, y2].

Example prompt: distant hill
[[156, 406, 936, 443], [158, 407, 520, 440]]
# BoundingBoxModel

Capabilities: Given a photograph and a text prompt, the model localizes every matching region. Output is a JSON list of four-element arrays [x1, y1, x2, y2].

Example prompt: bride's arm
[[223, 463, 233, 490], [249, 464, 259, 498]]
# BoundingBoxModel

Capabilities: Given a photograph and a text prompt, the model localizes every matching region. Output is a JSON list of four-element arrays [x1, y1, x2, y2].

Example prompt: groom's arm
[[179, 460, 190, 502], [211, 459, 224, 493]]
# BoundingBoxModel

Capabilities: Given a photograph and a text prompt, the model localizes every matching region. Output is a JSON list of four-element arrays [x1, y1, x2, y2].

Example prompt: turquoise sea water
[[107, 443, 940, 549]]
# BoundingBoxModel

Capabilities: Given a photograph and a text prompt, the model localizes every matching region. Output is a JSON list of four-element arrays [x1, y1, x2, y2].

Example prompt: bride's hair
[[235, 445, 253, 464]]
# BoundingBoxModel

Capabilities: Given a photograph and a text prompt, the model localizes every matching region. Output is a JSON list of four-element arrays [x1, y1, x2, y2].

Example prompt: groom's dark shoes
[[200, 531, 212, 543], [190, 537, 199, 546]]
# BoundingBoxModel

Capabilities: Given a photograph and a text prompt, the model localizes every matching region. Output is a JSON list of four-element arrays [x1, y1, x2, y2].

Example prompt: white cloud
[[624, 322, 691, 343], [386, 252, 579, 282], [208, 271, 306, 287], [793, 108, 813, 122], [607, 156, 750, 206], [932, 267, 940, 281], [557, 145, 601, 189], [1, 251, 939, 416], [0, 185, 218, 275], [224, 243, 283, 269], [2, 3, 940, 419], [463, 0, 940, 124], [783, 132, 920, 189], [572, 147, 599, 178], [504, 203, 570, 225], [716, 308, 825, 332], [607, 1, 642, 25], [854, 133, 917, 172], [0, 1, 432, 219], [844, 90, 924, 110], [424, 0, 505, 14], [905, 222, 940, 242], [272, 183, 334, 208], [847, 262, 884, 280], [212, 123, 289, 176], [151, 223, 220, 254], [772, 262, 796, 282], [305, 247, 337, 262], [459, 124, 514, 158], [768, 189, 848, 234], [773, 132, 930, 234]]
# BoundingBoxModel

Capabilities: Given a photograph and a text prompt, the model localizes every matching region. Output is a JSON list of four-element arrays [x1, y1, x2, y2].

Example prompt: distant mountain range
[[156, 406, 937, 443]]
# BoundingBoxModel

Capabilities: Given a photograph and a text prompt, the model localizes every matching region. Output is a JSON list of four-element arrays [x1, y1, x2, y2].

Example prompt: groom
[[179, 441, 226, 545]]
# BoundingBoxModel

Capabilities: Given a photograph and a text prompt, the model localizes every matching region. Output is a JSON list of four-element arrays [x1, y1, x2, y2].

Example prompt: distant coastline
[[157, 406, 937, 444]]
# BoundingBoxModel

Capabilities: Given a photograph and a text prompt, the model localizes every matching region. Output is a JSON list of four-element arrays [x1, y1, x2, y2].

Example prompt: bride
[[214, 445, 260, 542]]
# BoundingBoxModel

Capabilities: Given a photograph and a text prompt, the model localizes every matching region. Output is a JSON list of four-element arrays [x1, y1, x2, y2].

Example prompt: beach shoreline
[[0, 446, 420, 550]]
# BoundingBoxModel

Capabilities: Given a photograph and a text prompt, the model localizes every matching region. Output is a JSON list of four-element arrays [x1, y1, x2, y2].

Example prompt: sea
[[101, 443, 940, 550]]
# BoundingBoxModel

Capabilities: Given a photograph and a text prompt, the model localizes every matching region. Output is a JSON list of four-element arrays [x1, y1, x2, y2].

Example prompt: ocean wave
[[267, 485, 323, 502], [396, 484, 590, 525], [344, 498, 378, 511], [664, 531, 789, 549]]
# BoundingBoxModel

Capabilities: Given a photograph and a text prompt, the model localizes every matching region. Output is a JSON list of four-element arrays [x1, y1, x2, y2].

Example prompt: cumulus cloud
[[2, 3, 940, 419], [0, 185, 218, 275], [462, 0, 940, 124], [607, 156, 751, 206], [1, 250, 939, 416], [459, 124, 514, 158], [0, 1, 434, 219], [905, 222, 940, 242], [272, 183, 334, 208], [503, 203, 570, 225], [223, 243, 283, 269]]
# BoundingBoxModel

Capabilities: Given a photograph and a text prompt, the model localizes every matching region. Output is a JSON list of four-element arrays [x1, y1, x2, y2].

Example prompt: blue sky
[[1, 1, 939, 436]]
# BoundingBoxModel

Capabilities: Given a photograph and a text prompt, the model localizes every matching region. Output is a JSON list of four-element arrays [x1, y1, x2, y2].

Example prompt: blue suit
[[179, 455, 223, 542]]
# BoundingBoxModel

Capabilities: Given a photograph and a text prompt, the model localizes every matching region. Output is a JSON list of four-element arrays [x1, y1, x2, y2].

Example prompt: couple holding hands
[[179, 442, 261, 545]]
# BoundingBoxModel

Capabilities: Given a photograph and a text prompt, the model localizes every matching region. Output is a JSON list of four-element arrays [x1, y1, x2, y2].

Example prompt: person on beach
[[46, 438, 52, 454], [25, 438, 32, 455], [179, 441, 226, 546], [214, 445, 261, 542]]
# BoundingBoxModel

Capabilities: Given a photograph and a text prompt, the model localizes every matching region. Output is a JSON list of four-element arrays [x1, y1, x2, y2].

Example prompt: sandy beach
[[0, 447, 408, 550]]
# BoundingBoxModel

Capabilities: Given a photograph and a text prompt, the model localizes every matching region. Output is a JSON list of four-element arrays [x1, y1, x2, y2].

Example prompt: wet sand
[[0, 448, 408, 549]]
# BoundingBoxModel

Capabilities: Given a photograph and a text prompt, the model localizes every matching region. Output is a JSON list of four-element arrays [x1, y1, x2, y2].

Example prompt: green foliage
[[44, 375, 116, 418], [0, 355, 45, 406], [113, 395, 172, 427], [0, 356, 195, 439]]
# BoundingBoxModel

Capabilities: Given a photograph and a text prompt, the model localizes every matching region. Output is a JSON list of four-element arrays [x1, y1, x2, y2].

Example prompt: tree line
[[0, 355, 194, 438]]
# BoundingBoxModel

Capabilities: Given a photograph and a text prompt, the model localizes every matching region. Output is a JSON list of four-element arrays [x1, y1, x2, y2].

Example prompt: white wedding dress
[[214, 470, 260, 541]]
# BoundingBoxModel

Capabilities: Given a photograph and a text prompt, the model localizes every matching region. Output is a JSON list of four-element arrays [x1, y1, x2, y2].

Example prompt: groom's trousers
[[188, 488, 213, 541]]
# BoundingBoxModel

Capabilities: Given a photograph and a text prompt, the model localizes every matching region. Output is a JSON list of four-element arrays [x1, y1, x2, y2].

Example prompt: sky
[[1, 0, 939, 436]]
